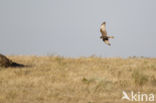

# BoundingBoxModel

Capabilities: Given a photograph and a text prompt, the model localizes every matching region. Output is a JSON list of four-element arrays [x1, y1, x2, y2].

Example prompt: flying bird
[[100, 21, 114, 46]]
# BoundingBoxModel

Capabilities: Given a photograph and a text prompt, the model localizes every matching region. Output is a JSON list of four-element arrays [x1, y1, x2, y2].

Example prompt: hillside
[[0, 56, 156, 103]]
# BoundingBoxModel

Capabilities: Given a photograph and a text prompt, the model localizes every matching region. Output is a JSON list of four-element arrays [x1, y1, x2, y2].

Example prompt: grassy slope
[[0, 56, 156, 103]]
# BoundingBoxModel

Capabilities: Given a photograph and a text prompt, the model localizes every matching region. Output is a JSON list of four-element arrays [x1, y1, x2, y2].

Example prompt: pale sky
[[0, 0, 156, 57]]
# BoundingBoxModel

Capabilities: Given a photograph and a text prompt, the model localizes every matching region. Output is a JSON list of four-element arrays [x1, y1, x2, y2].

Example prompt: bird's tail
[[108, 36, 114, 39]]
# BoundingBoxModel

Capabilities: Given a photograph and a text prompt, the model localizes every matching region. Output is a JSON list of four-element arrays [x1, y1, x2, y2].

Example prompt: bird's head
[[102, 21, 106, 25]]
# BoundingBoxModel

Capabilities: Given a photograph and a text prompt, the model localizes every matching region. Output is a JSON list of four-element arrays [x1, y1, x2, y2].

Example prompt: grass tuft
[[132, 69, 148, 87]]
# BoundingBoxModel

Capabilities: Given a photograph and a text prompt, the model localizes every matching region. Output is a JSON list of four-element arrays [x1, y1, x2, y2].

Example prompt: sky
[[0, 0, 156, 57]]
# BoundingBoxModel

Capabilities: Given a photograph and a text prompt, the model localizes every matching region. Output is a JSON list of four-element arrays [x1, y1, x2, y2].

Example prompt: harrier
[[100, 21, 114, 46]]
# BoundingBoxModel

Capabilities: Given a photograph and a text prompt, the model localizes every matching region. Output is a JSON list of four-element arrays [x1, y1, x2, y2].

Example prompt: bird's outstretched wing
[[100, 22, 107, 36], [104, 40, 111, 46]]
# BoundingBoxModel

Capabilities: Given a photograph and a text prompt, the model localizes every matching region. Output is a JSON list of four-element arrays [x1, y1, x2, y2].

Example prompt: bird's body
[[100, 22, 114, 46]]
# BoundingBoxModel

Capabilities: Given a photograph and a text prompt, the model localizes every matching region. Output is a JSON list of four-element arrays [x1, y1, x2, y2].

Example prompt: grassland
[[0, 56, 156, 103]]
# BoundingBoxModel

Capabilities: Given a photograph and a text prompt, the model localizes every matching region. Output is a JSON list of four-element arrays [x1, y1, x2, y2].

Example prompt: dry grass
[[0, 56, 156, 103]]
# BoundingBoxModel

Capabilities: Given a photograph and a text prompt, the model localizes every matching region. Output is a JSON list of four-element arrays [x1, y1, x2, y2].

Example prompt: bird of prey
[[100, 21, 114, 46]]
